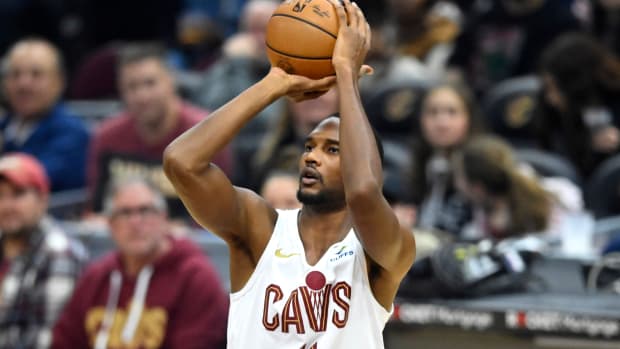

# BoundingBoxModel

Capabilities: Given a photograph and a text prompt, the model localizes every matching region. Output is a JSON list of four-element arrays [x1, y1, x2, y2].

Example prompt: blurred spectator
[[0, 38, 90, 192], [449, 0, 588, 94], [534, 32, 620, 177], [87, 43, 232, 220], [174, 11, 224, 70], [388, 0, 462, 73], [182, 0, 247, 37], [593, 0, 620, 55], [69, 43, 121, 100], [359, 0, 459, 97], [453, 136, 554, 240], [190, 0, 282, 136], [359, 11, 399, 94], [236, 87, 339, 190], [52, 178, 228, 349], [411, 82, 483, 236], [384, 168, 417, 229], [259, 170, 301, 210], [450, 0, 478, 15], [0, 153, 88, 349], [79, 0, 182, 51]]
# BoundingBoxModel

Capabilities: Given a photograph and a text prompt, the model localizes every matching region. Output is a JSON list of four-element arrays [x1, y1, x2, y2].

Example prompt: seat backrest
[[482, 75, 541, 147], [586, 154, 620, 218], [69, 44, 120, 100], [382, 138, 413, 204], [49, 188, 90, 220], [65, 100, 122, 130], [363, 79, 434, 138], [592, 215, 620, 254], [515, 148, 581, 186]]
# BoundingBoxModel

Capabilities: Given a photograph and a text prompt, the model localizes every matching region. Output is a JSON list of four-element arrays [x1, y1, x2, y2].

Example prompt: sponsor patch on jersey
[[330, 245, 354, 262]]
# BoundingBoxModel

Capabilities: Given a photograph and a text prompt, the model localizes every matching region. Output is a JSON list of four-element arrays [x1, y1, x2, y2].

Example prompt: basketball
[[265, 0, 340, 79]]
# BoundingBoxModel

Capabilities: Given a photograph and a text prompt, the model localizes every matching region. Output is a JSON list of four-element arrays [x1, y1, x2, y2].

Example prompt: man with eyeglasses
[[52, 178, 228, 349], [0, 152, 88, 349]]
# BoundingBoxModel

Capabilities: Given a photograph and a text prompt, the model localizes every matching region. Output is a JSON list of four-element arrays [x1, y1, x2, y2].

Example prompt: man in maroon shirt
[[52, 178, 229, 349], [87, 43, 232, 220]]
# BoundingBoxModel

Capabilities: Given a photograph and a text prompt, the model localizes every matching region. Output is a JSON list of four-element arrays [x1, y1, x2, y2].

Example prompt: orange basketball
[[265, 0, 340, 79]]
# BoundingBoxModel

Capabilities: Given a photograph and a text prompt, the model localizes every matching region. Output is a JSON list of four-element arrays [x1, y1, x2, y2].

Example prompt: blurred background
[[1, 0, 620, 348]]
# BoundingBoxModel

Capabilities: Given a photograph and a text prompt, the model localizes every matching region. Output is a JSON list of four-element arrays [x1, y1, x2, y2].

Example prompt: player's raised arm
[[332, 0, 415, 282], [163, 68, 335, 243]]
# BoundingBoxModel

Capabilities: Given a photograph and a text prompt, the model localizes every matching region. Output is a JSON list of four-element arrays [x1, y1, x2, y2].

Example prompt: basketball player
[[163, 0, 416, 347]]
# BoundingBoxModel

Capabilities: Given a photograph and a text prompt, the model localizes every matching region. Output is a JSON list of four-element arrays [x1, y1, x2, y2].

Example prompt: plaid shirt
[[0, 217, 88, 349]]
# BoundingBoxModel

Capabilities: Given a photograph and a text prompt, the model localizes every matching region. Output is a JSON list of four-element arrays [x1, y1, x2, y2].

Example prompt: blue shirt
[[0, 103, 90, 191]]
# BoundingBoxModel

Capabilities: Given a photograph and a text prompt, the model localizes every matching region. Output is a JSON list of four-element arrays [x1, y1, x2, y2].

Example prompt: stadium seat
[[69, 43, 120, 100], [515, 147, 581, 186], [585, 154, 620, 218], [482, 75, 541, 147], [65, 99, 122, 129], [49, 188, 90, 220], [363, 79, 434, 140]]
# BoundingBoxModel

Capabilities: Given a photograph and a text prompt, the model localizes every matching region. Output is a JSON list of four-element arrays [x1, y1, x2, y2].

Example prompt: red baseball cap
[[0, 153, 50, 194]]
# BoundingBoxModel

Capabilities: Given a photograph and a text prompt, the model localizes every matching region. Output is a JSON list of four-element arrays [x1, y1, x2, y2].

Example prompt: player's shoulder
[[236, 187, 279, 229], [228, 187, 279, 257]]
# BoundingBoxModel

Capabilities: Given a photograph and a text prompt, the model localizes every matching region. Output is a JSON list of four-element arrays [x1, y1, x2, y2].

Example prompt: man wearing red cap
[[0, 153, 89, 349]]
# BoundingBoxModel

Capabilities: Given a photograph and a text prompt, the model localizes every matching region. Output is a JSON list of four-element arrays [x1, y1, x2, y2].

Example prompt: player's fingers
[[310, 75, 337, 90], [343, 0, 358, 29], [364, 21, 371, 51], [290, 88, 329, 102], [352, 1, 365, 33], [303, 90, 329, 99], [292, 74, 336, 93], [353, 3, 371, 51], [329, 0, 348, 28]]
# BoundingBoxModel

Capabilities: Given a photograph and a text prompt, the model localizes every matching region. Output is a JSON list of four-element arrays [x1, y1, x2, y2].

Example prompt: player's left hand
[[330, 0, 371, 75]]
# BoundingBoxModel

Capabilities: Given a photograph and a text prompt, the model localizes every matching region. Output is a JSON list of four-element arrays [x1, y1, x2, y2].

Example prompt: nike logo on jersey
[[275, 248, 300, 258]]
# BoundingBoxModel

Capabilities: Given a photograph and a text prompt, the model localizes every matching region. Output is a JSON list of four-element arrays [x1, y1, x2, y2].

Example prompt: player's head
[[297, 115, 383, 210]]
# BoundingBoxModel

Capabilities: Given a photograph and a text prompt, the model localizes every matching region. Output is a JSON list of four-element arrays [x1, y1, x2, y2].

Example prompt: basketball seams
[[265, 0, 338, 78], [270, 13, 337, 39]]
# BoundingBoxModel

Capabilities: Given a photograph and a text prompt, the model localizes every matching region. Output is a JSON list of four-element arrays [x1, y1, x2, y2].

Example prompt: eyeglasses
[[110, 205, 160, 220]]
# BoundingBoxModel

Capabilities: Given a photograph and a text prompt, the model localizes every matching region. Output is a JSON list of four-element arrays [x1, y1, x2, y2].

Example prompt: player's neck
[[298, 208, 351, 263]]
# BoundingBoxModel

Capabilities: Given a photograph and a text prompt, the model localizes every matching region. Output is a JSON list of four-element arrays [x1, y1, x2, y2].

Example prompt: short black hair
[[329, 113, 384, 165], [117, 42, 167, 70]]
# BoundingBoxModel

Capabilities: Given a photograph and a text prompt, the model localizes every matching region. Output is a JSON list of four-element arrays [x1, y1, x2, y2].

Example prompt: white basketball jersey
[[227, 209, 392, 349]]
